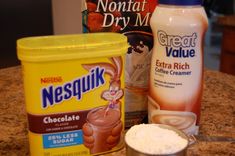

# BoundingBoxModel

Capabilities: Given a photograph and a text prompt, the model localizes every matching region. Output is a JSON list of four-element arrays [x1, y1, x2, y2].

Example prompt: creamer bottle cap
[[159, 0, 202, 6]]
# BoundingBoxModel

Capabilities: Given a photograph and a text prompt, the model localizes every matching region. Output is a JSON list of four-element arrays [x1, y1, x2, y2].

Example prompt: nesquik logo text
[[41, 67, 105, 109]]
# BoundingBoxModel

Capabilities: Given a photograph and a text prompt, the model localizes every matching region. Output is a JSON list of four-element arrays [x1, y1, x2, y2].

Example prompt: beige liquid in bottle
[[149, 0, 208, 135]]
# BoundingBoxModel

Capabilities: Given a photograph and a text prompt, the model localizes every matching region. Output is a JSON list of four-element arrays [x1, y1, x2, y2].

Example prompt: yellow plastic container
[[17, 33, 128, 156]]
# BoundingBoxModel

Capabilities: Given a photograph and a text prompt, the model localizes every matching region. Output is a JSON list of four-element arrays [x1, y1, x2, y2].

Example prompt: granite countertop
[[0, 66, 235, 156]]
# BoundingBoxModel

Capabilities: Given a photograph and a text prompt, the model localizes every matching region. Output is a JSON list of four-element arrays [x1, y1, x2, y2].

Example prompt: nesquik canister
[[17, 33, 128, 156], [149, 0, 208, 135]]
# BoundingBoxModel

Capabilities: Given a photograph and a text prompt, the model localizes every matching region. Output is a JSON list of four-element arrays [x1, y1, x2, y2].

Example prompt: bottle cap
[[159, 0, 202, 6]]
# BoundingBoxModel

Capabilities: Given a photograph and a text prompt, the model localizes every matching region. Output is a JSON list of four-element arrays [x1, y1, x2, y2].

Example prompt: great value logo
[[157, 30, 197, 58]]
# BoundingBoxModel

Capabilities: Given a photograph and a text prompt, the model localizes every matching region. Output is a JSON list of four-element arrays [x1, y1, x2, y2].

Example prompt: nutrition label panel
[[154, 79, 183, 89]]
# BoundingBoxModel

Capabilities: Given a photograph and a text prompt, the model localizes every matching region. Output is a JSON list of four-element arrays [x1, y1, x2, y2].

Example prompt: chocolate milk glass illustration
[[82, 57, 124, 154]]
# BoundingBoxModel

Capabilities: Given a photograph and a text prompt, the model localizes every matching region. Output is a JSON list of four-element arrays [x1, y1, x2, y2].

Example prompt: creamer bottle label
[[149, 31, 203, 134]]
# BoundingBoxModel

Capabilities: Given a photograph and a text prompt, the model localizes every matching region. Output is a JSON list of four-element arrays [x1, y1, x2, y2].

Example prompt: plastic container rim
[[17, 33, 129, 62]]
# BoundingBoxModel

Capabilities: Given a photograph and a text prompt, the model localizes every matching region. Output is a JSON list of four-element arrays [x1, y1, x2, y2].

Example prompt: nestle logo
[[41, 77, 63, 84]]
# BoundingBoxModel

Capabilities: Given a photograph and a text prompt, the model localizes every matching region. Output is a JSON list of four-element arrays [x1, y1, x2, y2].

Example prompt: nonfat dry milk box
[[82, 0, 158, 128]]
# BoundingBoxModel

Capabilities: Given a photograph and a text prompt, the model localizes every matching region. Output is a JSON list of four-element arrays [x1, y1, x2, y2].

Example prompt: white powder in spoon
[[125, 124, 188, 155]]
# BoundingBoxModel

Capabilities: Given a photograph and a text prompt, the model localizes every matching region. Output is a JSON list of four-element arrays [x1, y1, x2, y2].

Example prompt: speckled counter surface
[[0, 66, 234, 156]]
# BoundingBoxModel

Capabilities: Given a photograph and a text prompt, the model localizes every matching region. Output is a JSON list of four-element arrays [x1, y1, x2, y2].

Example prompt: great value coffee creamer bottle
[[149, 0, 208, 135]]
